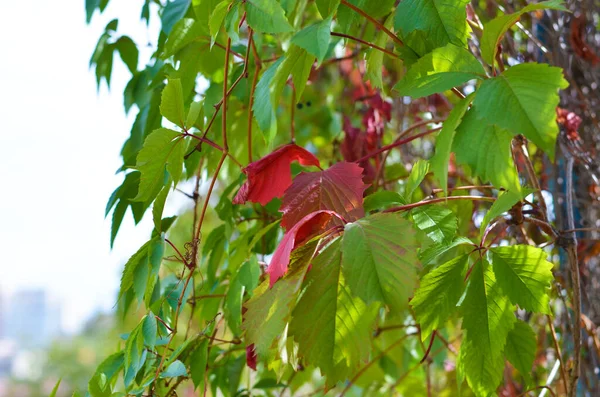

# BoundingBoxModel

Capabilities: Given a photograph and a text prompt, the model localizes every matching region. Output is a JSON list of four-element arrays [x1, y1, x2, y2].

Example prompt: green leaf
[[505, 320, 536, 385], [472, 63, 568, 158], [161, 360, 188, 378], [481, 0, 568, 66], [411, 205, 457, 244], [430, 93, 475, 194], [246, 0, 294, 33], [479, 189, 523, 235], [86, 0, 98, 23], [142, 313, 157, 349], [336, 0, 393, 34], [289, 239, 378, 387], [291, 17, 332, 64], [107, 172, 144, 247], [115, 36, 139, 73], [152, 181, 171, 233], [342, 213, 419, 312], [453, 111, 521, 193], [94, 352, 124, 383], [226, 257, 261, 335], [405, 159, 429, 200], [273, 45, 316, 104], [411, 255, 468, 341], [160, 79, 186, 126], [123, 321, 146, 388], [315, 0, 341, 18], [49, 378, 61, 397], [163, 19, 206, 58], [253, 57, 283, 142], [190, 340, 209, 390], [162, 0, 191, 34], [394, 0, 471, 48], [89, 372, 111, 397], [490, 245, 554, 314], [119, 239, 153, 300], [209, 0, 230, 41], [185, 101, 203, 130], [460, 260, 516, 396], [394, 44, 485, 98], [419, 236, 473, 265], [363, 191, 406, 212], [366, 15, 393, 90], [243, 241, 317, 358], [134, 128, 185, 202]]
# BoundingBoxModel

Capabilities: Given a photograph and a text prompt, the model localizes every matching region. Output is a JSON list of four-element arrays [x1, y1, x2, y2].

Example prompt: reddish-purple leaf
[[268, 210, 339, 287], [233, 144, 321, 205], [280, 162, 367, 230], [246, 344, 257, 370]]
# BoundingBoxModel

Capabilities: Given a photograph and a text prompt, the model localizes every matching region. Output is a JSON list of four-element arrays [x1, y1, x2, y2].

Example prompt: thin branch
[[165, 239, 188, 267], [185, 35, 253, 160], [565, 157, 581, 397], [211, 40, 245, 61], [384, 196, 496, 213], [420, 331, 436, 363], [340, 0, 403, 46], [356, 127, 441, 164], [291, 85, 296, 143], [339, 333, 417, 396], [375, 119, 445, 185], [518, 385, 557, 397], [247, 29, 259, 163], [512, 135, 549, 222], [331, 32, 399, 58], [563, 227, 600, 234], [431, 185, 495, 195], [547, 314, 569, 394], [153, 268, 194, 384], [183, 133, 242, 167]]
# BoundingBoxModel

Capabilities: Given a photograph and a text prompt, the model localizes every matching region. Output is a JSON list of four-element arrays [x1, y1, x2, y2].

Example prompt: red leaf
[[233, 144, 321, 205], [267, 210, 339, 287], [246, 344, 257, 370], [280, 162, 367, 230]]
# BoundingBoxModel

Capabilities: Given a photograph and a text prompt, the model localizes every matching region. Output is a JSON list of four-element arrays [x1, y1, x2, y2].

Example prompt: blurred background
[[0, 2, 178, 395], [1, 1, 600, 396]]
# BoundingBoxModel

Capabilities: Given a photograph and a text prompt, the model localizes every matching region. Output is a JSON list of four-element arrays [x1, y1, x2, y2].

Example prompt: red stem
[[355, 128, 441, 164]]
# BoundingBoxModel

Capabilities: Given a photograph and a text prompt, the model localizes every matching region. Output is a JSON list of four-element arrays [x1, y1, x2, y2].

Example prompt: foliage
[[78, 0, 582, 396]]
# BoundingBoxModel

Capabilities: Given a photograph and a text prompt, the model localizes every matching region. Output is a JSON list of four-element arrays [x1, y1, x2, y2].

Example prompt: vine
[[80, 0, 590, 396]]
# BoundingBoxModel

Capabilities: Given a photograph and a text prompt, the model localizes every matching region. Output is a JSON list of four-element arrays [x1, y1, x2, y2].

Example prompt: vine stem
[[330, 32, 399, 58], [152, 268, 194, 384], [182, 133, 242, 167], [355, 127, 441, 164], [185, 33, 253, 160], [547, 315, 569, 394], [339, 333, 417, 396], [375, 119, 446, 185], [565, 157, 581, 397], [430, 185, 495, 195], [340, 0, 403, 46], [512, 136, 549, 221], [247, 28, 259, 163], [165, 239, 188, 266], [383, 196, 495, 213]]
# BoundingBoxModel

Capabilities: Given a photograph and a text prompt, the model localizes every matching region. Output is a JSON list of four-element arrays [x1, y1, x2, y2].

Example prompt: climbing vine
[[80, 0, 587, 396]]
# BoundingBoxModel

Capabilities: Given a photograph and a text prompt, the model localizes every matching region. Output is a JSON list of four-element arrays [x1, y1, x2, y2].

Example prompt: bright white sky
[[0, 1, 183, 332]]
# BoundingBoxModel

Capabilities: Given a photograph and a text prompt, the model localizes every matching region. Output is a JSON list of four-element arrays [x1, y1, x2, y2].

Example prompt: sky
[[0, 1, 182, 333]]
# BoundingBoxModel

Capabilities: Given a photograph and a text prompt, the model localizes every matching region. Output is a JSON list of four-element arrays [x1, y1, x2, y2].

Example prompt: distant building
[[4, 290, 61, 349]]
